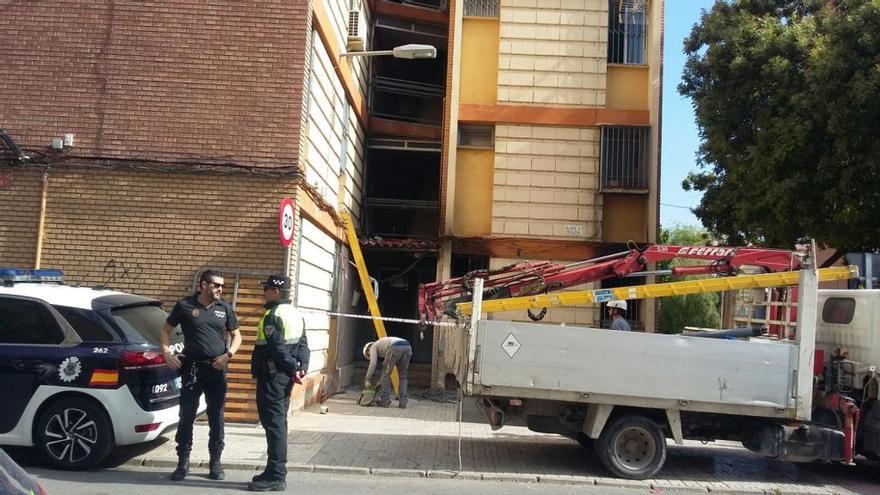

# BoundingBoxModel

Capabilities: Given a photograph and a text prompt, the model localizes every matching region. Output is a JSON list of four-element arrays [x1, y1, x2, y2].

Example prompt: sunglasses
[[206, 281, 225, 289]]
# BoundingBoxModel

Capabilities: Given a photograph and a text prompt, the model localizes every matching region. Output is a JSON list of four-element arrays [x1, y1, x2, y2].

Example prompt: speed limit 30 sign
[[278, 197, 295, 247]]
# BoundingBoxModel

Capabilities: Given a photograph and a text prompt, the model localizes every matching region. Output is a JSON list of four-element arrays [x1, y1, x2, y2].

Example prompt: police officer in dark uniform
[[248, 274, 309, 492], [161, 269, 241, 482]]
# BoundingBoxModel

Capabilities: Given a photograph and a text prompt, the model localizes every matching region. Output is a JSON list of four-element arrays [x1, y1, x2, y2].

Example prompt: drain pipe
[[34, 170, 49, 269]]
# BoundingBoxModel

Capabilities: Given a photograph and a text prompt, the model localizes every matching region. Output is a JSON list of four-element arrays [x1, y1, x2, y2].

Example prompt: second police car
[[0, 268, 204, 469]]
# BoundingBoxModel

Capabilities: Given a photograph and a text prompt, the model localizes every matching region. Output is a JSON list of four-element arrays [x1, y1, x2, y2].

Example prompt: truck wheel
[[36, 397, 114, 470], [596, 414, 666, 480]]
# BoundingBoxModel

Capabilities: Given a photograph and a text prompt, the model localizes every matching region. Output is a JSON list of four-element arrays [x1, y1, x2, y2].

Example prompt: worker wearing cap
[[364, 336, 412, 408], [606, 300, 631, 331], [249, 274, 309, 492]]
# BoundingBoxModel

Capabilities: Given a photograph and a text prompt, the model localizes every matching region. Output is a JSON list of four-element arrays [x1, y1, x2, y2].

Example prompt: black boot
[[209, 456, 225, 480], [248, 478, 287, 492], [170, 454, 190, 481]]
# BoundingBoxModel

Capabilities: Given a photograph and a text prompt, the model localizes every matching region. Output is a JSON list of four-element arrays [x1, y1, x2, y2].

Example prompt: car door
[[0, 296, 75, 434]]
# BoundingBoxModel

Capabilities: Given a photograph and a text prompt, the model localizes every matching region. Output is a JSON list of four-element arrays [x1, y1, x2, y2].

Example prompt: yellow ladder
[[341, 211, 399, 394], [456, 266, 856, 316]]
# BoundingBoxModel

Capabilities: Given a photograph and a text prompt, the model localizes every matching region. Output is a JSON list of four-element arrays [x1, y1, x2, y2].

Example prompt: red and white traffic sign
[[278, 197, 295, 247]]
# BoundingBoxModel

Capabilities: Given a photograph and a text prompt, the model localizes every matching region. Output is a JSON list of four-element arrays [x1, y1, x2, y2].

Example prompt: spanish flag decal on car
[[89, 369, 119, 387]]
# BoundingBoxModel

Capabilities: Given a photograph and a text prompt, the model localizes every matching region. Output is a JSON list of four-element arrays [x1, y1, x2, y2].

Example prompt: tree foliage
[[657, 224, 721, 333], [679, 0, 880, 250]]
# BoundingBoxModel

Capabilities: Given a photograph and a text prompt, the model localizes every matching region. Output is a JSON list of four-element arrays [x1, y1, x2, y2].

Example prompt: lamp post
[[341, 43, 437, 59]]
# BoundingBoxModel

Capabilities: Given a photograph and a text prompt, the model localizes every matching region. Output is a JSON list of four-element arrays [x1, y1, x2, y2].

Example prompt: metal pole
[[34, 171, 49, 269], [340, 50, 393, 58], [794, 241, 819, 421], [283, 245, 292, 278], [466, 277, 484, 396], [341, 211, 399, 393]]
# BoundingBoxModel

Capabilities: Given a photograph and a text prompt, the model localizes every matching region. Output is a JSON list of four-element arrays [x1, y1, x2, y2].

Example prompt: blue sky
[[660, 0, 716, 227]]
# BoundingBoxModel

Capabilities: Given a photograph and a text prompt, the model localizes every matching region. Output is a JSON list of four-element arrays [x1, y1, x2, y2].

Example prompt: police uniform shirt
[[167, 295, 239, 360]]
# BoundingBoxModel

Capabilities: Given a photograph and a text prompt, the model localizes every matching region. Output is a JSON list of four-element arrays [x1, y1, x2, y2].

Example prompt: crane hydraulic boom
[[418, 243, 802, 322]]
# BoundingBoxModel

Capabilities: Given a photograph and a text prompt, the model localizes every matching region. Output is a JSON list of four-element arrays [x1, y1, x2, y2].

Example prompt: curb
[[123, 457, 843, 495]]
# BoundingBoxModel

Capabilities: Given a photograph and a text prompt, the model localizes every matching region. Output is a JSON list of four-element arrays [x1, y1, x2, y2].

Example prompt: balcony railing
[[463, 0, 498, 17]]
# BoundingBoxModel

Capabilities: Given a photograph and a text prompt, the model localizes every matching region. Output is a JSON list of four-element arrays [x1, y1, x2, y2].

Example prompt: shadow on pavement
[[5, 436, 171, 470], [31, 467, 250, 491]]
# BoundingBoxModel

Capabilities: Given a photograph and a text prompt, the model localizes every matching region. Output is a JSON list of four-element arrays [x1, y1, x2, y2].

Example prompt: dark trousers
[[377, 344, 412, 406], [176, 360, 227, 457], [256, 372, 293, 480]]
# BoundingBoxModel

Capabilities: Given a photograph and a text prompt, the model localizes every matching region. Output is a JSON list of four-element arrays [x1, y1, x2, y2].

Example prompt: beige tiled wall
[[305, 26, 366, 221], [492, 124, 603, 240], [498, 0, 608, 106]]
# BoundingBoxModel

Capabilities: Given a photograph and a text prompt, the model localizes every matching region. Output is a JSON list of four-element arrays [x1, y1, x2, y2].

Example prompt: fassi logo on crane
[[675, 246, 736, 257]]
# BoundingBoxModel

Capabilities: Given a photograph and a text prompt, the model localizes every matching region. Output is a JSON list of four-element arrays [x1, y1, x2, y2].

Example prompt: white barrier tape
[[296, 308, 461, 327]]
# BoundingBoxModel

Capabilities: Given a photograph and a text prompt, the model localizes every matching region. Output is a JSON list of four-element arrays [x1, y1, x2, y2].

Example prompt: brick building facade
[[0, 1, 325, 420]]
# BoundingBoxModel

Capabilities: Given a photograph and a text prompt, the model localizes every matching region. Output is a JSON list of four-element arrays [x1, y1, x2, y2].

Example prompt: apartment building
[[0, 0, 662, 409], [346, 0, 663, 387]]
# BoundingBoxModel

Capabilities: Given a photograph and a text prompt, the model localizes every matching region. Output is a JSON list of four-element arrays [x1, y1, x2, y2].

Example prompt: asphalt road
[[32, 466, 662, 495]]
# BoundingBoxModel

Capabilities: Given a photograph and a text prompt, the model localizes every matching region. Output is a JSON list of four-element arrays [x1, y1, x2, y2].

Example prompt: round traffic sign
[[278, 197, 295, 247]]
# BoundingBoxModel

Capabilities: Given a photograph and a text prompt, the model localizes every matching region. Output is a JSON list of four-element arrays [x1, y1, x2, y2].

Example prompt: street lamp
[[341, 43, 437, 59]]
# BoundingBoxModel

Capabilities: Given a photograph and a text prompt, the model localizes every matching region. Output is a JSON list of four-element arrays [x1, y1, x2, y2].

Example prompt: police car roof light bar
[[0, 268, 65, 286]]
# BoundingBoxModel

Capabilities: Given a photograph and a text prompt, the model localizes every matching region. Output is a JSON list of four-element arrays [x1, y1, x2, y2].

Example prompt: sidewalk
[[126, 390, 864, 495]]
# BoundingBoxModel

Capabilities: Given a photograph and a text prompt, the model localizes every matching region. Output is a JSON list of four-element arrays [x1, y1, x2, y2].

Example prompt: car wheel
[[596, 414, 666, 480], [36, 397, 114, 470]]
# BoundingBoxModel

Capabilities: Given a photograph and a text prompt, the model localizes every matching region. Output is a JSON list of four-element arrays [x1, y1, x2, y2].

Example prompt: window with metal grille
[[608, 0, 647, 65], [464, 0, 498, 17], [458, 124, 494, 148], [600, 126, 649, 190]]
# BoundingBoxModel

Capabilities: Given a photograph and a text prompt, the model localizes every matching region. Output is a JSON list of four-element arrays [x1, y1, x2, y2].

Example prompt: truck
[[421, 242, 880, 479]]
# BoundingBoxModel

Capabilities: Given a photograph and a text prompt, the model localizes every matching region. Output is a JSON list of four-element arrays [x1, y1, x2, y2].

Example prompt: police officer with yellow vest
[[248, 274, 309, 492]]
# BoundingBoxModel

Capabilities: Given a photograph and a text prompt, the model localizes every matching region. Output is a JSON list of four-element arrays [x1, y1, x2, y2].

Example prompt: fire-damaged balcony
[[363, 138, 440, 239], [369, 15, 447, 138], [370, 76, 444, 126]]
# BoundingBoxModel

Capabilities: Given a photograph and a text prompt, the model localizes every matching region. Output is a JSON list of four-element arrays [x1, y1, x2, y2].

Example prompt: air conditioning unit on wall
[[347, 4, 367, 52]]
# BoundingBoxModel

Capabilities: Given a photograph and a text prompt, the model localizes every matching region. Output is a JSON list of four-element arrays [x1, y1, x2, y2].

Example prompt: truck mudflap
[[741, 422, 845, 463]]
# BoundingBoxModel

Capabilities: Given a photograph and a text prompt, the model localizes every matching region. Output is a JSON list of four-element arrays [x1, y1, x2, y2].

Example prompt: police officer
[[249, 274, 309, 492], [161, 269, 241, 481]]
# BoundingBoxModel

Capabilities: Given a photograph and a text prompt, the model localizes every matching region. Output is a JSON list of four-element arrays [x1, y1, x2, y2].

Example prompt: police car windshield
[[110, 305, 183, 345]]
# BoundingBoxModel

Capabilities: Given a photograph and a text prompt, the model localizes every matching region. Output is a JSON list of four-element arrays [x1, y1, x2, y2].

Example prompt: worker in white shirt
[[606, 300, 632, 331], [363, 336, 412, 408]]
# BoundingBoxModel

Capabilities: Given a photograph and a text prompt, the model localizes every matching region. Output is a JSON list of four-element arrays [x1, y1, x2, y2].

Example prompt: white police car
[[0, 268, 203, 470]]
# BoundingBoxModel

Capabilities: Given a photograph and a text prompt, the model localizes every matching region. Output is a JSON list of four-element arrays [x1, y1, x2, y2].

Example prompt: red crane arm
[[418, 244, 800, 322]]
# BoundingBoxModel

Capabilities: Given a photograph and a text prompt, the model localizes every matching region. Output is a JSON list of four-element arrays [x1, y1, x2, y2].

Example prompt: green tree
[[657, 224, 721, 333], [679, 0, 880, 252]]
